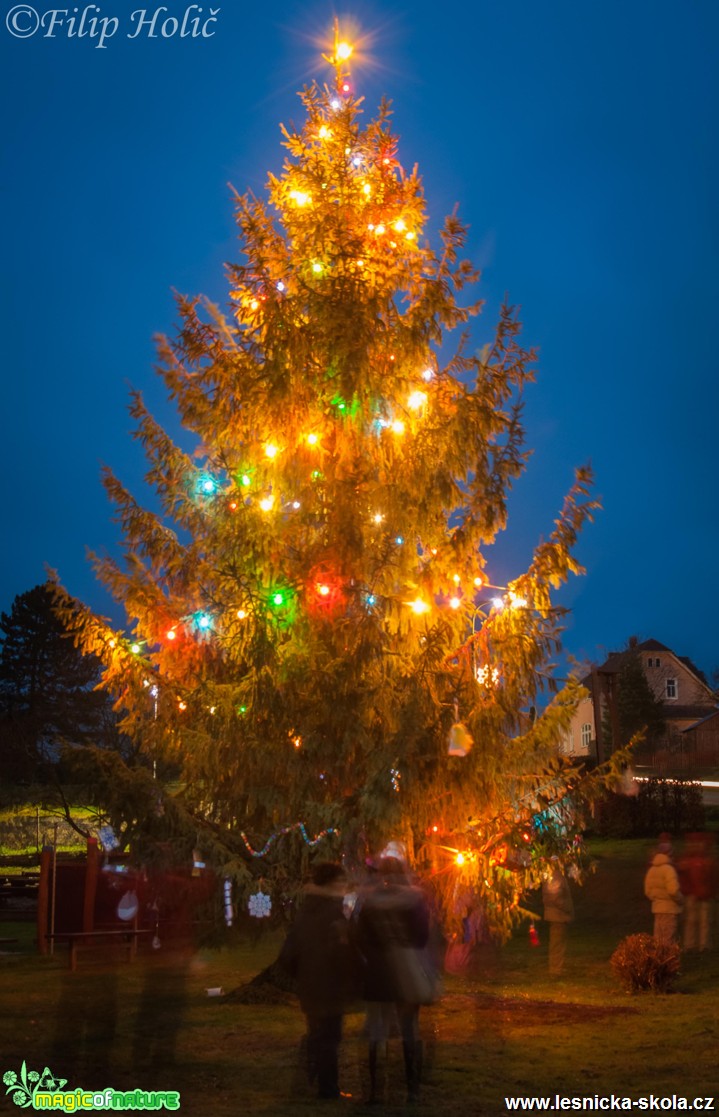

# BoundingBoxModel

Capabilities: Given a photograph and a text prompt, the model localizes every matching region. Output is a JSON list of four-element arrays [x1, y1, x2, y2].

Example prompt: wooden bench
[[46, 929, 153, 971]]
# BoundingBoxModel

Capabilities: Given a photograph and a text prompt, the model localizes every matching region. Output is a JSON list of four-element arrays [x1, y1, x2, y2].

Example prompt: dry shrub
[[610, 933, 680, 993]]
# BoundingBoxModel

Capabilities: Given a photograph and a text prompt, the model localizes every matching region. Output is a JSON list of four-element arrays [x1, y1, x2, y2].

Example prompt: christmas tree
[[55, 31, 626, 936]]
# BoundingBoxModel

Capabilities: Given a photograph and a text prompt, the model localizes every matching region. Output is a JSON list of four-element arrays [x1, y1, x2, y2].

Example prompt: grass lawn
[[1, 838, 717, 1115]]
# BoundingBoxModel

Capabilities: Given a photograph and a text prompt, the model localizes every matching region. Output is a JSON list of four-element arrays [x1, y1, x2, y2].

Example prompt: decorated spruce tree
[[55, 35, 625, 936]]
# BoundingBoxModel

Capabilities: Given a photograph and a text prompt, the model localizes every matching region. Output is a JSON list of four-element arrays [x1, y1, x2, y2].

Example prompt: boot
[[367, 1040, 388, 1105], [403, 1039, 423, 1104]]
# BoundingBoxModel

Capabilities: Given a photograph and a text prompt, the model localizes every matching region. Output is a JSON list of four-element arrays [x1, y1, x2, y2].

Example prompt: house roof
[[593, 639, 709, 688], [682, 709, 719, 733], [663, 704, 718, 723]]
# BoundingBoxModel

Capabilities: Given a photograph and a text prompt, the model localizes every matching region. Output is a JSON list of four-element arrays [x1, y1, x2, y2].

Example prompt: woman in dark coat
[[278, 862, 356, 1100], [354, 856, 432, 1104]]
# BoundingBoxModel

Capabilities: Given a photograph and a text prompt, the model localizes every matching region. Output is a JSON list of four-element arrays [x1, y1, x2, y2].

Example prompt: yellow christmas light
[[264, 442, 279, 459], [408, 598, 431, 615], [237, 609, 247, 620], [449, 596, 461, 610], [290, 190, 311, 207], [306, 432, 319, 446], [391, 419, 405, 435], [318, 125, 331, 139], [260, 495, 275, 512], [362, 183, 371, 196], [312, 261, 324, 274], [407, 390, 427, 410], [335, 40, 353, 62], [393, 219, 406, 233]]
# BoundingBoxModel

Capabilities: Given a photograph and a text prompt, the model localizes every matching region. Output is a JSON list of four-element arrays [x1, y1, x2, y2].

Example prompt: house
[[560, 638, 718, 769]]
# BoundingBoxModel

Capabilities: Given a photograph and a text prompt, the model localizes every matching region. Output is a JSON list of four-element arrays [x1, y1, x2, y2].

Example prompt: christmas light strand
[[239, 821, 339, 858]]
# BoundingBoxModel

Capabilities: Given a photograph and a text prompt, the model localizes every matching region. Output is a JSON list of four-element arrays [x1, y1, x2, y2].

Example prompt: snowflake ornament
[[248, 890, 272, 918]]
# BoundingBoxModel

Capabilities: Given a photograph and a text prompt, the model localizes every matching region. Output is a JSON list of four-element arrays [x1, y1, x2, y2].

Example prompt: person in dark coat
[[542, 863, 574, 977], [279, 861, 357, 1100], [353, 855, 432, 1104]]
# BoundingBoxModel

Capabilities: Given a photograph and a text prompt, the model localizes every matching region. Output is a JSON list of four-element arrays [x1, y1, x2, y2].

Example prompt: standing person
[[542, 863, 574, 977], [354, 854, 433, 1105], [644, 834, 683, 945], [278, 861, 358, 1100], [677, 833, 717, 952]]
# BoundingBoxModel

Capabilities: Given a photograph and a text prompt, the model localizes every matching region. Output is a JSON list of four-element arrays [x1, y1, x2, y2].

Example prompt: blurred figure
[[354, 855, 433, 1105], [279, 861, 359, 1101], [542, 863, 574, 977], [644, 833, 683, 945], [677, 833, 717, 953]]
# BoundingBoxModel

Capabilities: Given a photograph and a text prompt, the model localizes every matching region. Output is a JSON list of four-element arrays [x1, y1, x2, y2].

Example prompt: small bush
[[610, 933, 680, 993]]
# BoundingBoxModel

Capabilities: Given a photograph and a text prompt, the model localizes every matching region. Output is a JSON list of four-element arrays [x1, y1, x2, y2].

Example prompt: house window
[[665, 678, 677, 700], [647, 657, 661, 668], [581, 723, 592, 749]]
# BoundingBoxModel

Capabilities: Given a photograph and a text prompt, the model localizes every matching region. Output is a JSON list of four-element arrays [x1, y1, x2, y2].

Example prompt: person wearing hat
[[644, 834, 683, 945], [279, 861, 361, 1100], [353, 854, 433, 1104]]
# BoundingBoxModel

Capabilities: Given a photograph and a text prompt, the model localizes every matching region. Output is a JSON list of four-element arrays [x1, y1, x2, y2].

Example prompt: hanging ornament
[[447, 721, 474, 757], [529, 922, 540, 947], [248, 890, 272, 919], [224, 879, 234, 927], [98, 825, 120, 852]]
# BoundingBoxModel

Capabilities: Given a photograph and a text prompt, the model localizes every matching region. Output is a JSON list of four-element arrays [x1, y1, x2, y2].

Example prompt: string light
[[196, 613, 212, 630], [264, 443, 279, 459], [290, 190, 311, 207], [239, 822, 339, 858], [166, 629, 177, 641], [259, 495, 275, 512], [449, 596, 461, 610], [391, 419, 405, 435], [408, 598, 430, 615], [421, 368, 433, 381], [312, 261, 324, 274], [306, 432, 319, 445], [130, 643, 141, 655], [335, 40, 352, 62], [407, 390, 427, 410], [237, 609, 247, 620]]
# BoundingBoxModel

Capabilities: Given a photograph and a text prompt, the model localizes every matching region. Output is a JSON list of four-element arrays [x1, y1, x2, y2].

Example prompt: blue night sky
[[2, 1, 718, 677]]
